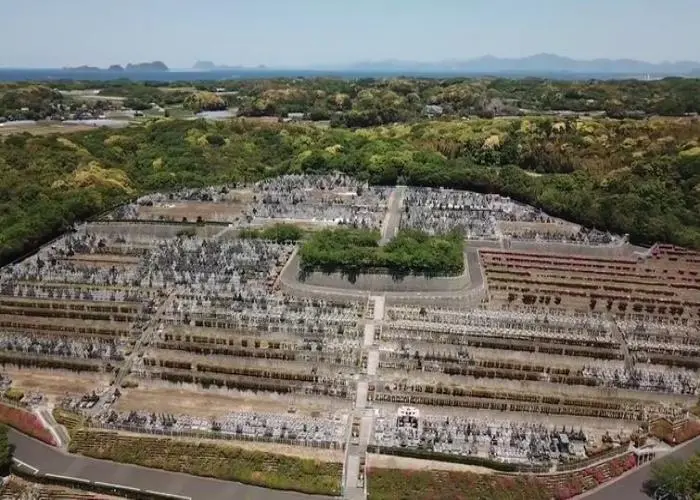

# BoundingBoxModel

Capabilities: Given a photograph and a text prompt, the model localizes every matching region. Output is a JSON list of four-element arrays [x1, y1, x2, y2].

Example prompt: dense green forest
[[3, 76, 700, 122], [299, 228, 465, 277], [1, 114, 699, 266]]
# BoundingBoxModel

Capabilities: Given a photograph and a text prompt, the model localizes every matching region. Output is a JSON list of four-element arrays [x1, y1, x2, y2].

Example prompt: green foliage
[[238, 223, 304, 242], [299, 227, 464, 276], [368, 468, 549, 500], [648, 453, 700, 499], [52, 407, 89, 432], [0, 424, 10, 474], [183, 92, 227, 113], [69, 429, 342, 495], [3, 388, 24, 403], [0, 85, 63, 120], [0, 115, 699, 268]]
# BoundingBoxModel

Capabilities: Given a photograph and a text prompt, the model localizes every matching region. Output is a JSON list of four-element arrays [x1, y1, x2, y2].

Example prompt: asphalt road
[[586, 438, 700, 500], [8, 429, 336, 500]]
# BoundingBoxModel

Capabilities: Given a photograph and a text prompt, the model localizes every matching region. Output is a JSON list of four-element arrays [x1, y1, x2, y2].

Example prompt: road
[[8, 429, 335, 500], [586, 437, 700, 500], [379, 186, 406, 246]]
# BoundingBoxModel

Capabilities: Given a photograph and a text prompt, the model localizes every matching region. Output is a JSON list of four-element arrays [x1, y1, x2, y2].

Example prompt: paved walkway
[[342, 296, 384, 499], [379, 186, 406, 246], [8, 429, 334, 500]]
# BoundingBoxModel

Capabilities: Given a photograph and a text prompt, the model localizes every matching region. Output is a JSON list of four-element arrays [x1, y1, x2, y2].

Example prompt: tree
[[648, 453, 700, 499], [0, 424, 12, 474]]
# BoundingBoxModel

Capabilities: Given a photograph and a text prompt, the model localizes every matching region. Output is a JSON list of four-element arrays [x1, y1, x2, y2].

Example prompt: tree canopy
[[0, 424, 12, 474], [648, 453, 700, 500], [299, 228, 464, 277], [0, 115, 699, 267]]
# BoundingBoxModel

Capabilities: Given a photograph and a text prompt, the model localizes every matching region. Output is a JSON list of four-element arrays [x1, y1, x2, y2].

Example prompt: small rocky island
[[62, 61, 169, 72]]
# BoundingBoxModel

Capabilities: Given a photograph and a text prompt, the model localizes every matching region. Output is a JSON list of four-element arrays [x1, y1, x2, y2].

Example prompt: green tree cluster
[[648, 453, 700, 500], [299, 228, 464, 276], [183, 91, 228, 113], [0, 424, 11, 474]]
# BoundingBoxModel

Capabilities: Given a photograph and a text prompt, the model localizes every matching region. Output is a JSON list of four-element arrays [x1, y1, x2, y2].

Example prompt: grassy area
[[69, 429, 342, 495], [164, 105, 195, 119], [52, 407, 89, 431], [367, 468, 549, 500]]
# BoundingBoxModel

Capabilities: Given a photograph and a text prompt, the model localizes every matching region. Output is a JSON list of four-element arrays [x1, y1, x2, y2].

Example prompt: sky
[[1, 0, 699, 68]]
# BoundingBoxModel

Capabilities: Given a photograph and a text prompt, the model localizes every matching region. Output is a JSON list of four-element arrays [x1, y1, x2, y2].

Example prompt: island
[[61, 65, 101, 71], [125, 61, 169, 71], [61, 62, 168, 72], [192, 60, 243, 71]]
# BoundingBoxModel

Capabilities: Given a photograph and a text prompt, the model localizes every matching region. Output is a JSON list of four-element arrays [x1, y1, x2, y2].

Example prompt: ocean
[[0, 68, 641, 82]]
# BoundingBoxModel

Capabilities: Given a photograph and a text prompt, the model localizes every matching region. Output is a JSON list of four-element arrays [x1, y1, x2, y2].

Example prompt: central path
[[89, 289, 176, 415], [379, 186, 406, 246], [343, 295, 384, 500]]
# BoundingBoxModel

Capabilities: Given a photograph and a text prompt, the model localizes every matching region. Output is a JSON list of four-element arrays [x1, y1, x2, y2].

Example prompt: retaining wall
[[285, 254, 471, 293]]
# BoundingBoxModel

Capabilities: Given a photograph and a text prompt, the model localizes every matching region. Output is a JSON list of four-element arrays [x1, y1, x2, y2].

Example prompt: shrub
[[69, 430, 341, 495]]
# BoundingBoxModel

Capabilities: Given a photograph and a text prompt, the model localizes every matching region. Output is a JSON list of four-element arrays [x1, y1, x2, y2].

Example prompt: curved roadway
[[585, 437, 700, 500], [8, 429, 335, 500]]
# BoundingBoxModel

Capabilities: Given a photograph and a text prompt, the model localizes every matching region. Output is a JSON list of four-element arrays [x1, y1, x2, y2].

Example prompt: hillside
[[0, 117, 698, 266]]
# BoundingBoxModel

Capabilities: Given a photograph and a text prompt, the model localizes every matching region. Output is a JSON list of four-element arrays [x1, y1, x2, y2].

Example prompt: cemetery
[[0, 174, 698, 497]]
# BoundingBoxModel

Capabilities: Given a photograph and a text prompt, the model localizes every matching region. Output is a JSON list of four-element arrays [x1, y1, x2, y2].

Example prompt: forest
[[3, 76, 700, 122], [0, 113, 699, 267]]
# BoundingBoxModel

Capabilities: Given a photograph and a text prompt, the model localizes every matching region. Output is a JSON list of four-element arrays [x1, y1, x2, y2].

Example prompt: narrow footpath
[[343, 295, 384, 500], [379, 186, 406, 246]]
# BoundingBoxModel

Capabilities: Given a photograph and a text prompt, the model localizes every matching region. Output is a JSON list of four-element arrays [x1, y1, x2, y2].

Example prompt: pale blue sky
[[1, 0, 698, 68]]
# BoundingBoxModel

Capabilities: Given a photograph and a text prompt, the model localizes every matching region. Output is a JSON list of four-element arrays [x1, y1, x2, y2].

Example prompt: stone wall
[[289, 254, 471, 293]]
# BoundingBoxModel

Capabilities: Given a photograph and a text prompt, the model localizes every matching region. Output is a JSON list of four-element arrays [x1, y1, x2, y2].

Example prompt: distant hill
[[125, 61, 169, 72], [193, 60, 217, 70], [192, 61, 243, 71], [345, 54, 700, 76], [61, 65, 101, 71], [61, 61, 168, 72]]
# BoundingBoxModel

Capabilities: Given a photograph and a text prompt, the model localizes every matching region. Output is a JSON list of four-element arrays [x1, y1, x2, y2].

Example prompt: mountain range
[[346, 54, 700, 75], [194, 54, 700, 76]]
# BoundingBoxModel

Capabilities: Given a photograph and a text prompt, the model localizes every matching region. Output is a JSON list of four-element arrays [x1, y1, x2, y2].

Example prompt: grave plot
[[400, 187, 624, 246], [113, 186, 254, 223], [480, 247, 700, 319], [135, 295, 364, 402], [0, 230, 154, 385], [246, 174, 391, 228], [2, 176, 697, 481], [370, 408, 637, 469]]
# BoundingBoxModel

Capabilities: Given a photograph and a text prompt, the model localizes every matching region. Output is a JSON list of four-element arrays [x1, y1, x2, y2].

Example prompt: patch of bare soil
[[367, 453, 495, 474], [4, 369, 111, 402]]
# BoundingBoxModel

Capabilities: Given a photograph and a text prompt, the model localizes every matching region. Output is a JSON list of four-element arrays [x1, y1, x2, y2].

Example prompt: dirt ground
[[137, 199, 251, 223], [3, 369, 111, 402], [115, 383, 351, 418], [0, 123, 97, 136], [65, 254, 142, 264], [367, 453, 495, 474], [6, 475, 122, 499]]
